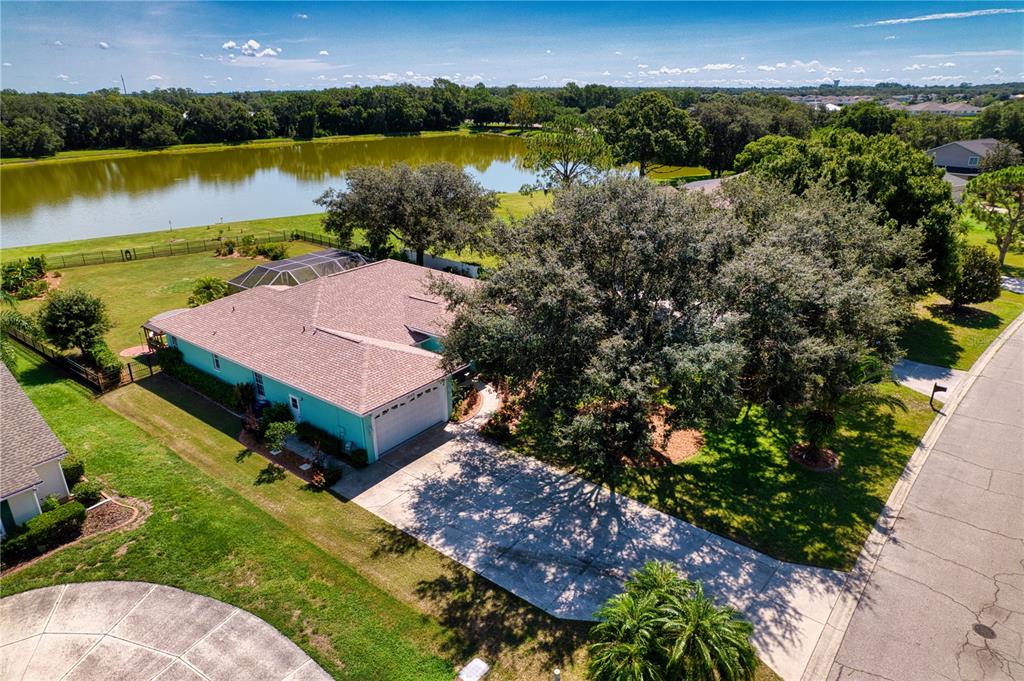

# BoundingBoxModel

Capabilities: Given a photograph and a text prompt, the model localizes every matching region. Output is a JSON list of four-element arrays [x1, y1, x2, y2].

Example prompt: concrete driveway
[[825, 317, 1024, 680], [0, 582, 330, 681], [334, 390, 847, 681]]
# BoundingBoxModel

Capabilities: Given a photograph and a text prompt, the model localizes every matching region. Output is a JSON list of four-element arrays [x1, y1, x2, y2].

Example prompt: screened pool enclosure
[[228, 249, 370, 291]]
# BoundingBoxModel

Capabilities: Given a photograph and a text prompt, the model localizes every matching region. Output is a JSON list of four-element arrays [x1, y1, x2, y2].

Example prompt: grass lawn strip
[[2, 346, 455, 681]]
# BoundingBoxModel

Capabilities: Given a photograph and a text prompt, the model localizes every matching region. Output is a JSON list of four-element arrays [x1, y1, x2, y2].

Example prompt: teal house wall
[[169, 335, 376, 459]]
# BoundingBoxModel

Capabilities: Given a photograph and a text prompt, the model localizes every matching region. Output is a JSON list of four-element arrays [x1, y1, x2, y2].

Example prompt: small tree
[[37, 288, 112, 357], [508, 91, 538, 128], [588, 562, 756, 681], [964, 165, 1024, 266], [188, 277, 230, 307], [944, 244, 1003, 309], [601, 92, 705, 176], [315, 162, 497, 265], [522, 114, 611, 190], [979, 142, 1023, 173]]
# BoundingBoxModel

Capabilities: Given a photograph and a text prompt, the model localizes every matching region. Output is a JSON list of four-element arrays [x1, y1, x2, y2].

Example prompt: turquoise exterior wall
[[168, 335, 375, 458]]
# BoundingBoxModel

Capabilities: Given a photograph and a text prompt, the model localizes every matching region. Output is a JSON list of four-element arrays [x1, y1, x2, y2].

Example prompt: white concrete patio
[[333, 388, 848, 681]]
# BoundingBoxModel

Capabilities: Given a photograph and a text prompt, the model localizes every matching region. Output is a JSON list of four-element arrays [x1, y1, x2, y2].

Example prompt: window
[[289, 395, 300, 409], [169, 336, 178, 348], [212, 354, 221, 371], [968, 155, 980, 167], [253, 372, 265, 397], [288, 394, 301, 420]]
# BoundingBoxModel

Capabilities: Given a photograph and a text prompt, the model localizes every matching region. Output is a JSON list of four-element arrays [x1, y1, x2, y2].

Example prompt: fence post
[[127, 363, 134, 384]]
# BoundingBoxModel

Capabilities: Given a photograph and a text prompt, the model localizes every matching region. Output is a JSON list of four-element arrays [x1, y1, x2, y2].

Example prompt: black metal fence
[[18, 230, 292, 270], [8, 328, 136, 393], [290, 229, 346, 250]]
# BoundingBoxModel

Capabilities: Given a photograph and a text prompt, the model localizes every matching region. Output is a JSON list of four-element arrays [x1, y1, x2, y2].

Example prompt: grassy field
[[962, 213, 1024, 278], [514, 382, 936, 571], [14, 248, 319, 353]]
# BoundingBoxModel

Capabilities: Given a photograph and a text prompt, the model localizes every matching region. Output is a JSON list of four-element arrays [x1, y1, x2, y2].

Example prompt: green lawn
[[514, 382, 936, 571], [5, 346, 595, 680], [962, 213, 1024, 279], [900, 289, 1024, 370], [14, 249, 317, 353]]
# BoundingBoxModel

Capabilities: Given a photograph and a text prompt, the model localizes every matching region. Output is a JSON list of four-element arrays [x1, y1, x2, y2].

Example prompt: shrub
[[945, 244, 1003, 309], [351, 447, 369, 468], [1, 501, 86, 565], [235, 382, 256, 411], [24, 255, 47, 279], [157, 347, 246, 410], [40, 495, 60, 512], [311, 464, 343, 488], [88, 339, 123, 372], [187, 276, 230, 307], [15, 279, 49, 300], [265, 420, 297, 451], [61, 455, 85, 487], [71, 480, 103, 507], [214, 239, 236, 256], [259, 402, 294, 433], [256, 242, 288, 261], [237, 234, 258, 257]]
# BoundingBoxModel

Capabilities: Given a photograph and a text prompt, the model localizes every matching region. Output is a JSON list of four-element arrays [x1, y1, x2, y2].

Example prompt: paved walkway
[[334, 389, 847, 681], [0, 582, 330, 681], [892, 358, 969, 399], [824, 317, 1024, 680]]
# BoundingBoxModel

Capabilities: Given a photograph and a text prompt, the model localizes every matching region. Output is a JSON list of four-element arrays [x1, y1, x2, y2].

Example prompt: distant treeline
[[1, 80, 1021, 160]]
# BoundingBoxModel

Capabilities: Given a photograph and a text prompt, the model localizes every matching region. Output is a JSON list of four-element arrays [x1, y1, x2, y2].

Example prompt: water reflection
[[1, 133, 532, 247]]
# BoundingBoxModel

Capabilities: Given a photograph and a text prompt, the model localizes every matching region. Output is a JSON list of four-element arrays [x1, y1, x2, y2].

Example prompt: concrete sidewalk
[[0, 581, 330, 681], [892, 358, 969, 400], [334, 389, 847, 681], [824, 317, 1024, 680]]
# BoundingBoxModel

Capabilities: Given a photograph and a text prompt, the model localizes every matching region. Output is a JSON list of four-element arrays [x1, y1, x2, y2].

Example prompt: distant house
[[943, 172, 970, 203], [145, 260, 472, 464], [927, 138, 1001, 175], [904, 101, 982, 116], [1, 364, 70, 537]]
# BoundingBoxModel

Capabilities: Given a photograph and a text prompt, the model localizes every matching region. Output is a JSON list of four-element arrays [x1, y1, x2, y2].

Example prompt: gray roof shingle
[[1, 363, 68, 499], [149, 260, 472, 415]]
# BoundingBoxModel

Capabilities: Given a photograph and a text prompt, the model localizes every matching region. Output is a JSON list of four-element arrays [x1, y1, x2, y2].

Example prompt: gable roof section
[[928, 138, 1000, 157], [1, 364, 67, 499], [150, 260, 472, 415]]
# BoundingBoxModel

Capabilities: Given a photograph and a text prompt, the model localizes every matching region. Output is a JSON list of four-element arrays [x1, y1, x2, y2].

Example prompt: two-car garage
[[371, 380, 449, 455]]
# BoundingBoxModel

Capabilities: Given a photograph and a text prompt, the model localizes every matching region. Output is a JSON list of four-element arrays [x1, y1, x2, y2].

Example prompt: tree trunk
[[998, 224, 1015, 266], [638, 160, 647, 177], [416, 248, 425, 266]]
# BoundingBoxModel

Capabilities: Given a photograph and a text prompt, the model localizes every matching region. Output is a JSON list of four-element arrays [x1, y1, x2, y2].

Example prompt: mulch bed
[[1, 495, 151, 576], [787, 444, 841, 472], [454, 388, 483, 423]]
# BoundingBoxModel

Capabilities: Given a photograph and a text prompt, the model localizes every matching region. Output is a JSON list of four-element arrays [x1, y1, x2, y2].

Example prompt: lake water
[[0, 133, 533, 248]]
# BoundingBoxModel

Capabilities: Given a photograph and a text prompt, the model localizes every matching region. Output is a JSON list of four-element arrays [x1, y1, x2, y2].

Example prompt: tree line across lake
[[2, 80, 1023, 169]]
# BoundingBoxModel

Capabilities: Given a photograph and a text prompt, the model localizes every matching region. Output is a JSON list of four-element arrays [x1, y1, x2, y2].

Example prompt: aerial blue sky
[[1, 2, 1021, 92]]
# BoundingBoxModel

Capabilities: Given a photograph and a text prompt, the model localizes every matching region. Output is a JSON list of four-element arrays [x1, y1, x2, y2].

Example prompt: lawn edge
[[800, 308, 1024, 681]]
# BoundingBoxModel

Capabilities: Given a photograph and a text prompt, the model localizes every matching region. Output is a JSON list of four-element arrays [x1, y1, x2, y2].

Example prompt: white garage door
[[373, 382, 447, 455]]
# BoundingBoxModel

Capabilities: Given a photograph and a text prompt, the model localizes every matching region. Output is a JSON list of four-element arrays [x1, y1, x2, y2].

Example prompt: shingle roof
[[1, 364, 67, 499], [929, 138, 1001, 156], [149, 260, 472, 415]]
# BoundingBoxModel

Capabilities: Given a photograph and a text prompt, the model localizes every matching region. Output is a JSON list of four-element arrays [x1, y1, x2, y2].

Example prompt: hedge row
[[156, 347, 246, 411], [1, 501, 86, 565]]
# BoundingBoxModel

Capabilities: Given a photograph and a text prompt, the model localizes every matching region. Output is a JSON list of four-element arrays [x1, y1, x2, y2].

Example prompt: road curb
[[799, 310, 1024, 681]]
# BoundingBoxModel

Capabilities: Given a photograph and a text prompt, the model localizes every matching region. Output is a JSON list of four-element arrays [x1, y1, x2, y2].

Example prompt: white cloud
[[614, 50, 622, 55], [757, 65, 776, 72], [919, 74, 964, 82], [56, 73, 69, 81], [319, 50, 329, 56], [904, 63, 926, 71], [222, 40, 237, 50], [682, 67, 699, 74], [295, 13, 308, 19], [1, 62, 11, 67], [601, 70, 611, 76], [255, 48, 279, 58], [702, 63, 736, 70], [146, 74, 162, 81], [530, 74, 549, 81], [646, 65, 682, 75], [53, 40, 64, 47], [98, 41, 110, 49], [637, 63, 649, 68], [994, 66, 1004, 74], [225, 76, 232, 81], [883, 35, 897, 40], [940, 62, 956, 67], [789, 59, 841, 74], [545, 49, 552, 54], [858, 8, 1023, 27], [851, 66, 866, 74]]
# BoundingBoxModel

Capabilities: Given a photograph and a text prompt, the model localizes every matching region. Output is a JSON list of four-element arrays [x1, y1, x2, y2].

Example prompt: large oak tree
[[601, 92, 705, 176]]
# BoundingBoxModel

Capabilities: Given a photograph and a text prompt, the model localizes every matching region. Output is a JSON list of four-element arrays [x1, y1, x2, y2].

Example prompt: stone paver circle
[[0, 581, 331, 681]]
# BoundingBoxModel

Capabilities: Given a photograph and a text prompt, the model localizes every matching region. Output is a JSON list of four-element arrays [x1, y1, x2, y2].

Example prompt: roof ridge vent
[[407, 294, 440, 304]]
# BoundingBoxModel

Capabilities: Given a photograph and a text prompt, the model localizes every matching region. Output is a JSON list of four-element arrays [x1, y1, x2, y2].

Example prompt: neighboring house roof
[[149, 260, 472, 415], [0, 364, 68, 499], [905, 101, 982, 115], [928, 138, 1001, 157]]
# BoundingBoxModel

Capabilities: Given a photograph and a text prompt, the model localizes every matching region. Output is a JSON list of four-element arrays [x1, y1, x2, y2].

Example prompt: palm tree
[[589, 592, 668, 681], [588, 562, 756, 681], [662, 582, 758, 681]]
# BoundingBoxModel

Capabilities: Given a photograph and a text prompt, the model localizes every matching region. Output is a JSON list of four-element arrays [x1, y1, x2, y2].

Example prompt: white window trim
[[288, 394, 301, 419], [967, 155, 980, 167], [253, 372, 265, 397], [212, 354, 221, 371]]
